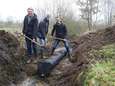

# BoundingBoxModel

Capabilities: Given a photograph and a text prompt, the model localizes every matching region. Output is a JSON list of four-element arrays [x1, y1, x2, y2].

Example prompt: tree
[[52, 0, 70, 17], [104, 0, 113, 25], [77, 0, 99, 30]]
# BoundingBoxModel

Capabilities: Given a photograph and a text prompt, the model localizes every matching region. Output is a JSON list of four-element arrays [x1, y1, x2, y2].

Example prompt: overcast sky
[[0, 0, 115, 22], [0, 0, 38, 21], [0, 0, 79, 22]]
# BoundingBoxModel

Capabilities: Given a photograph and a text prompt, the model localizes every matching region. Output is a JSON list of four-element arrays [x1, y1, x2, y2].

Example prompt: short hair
[[56, 16, 63, 21], [27, 8, 34, 11]]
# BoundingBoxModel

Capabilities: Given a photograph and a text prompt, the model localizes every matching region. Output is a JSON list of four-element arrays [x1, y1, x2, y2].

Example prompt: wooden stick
[[50, 36, 72, 43], [14, 32, 42, 46], [53, 37, 67, 41]]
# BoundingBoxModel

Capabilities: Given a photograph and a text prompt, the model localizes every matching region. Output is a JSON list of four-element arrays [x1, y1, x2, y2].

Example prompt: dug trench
[[0, 25, 115, 86]]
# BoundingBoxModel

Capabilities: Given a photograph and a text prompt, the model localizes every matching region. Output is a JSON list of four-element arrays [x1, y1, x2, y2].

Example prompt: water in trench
[[12, 77, 49, 86]]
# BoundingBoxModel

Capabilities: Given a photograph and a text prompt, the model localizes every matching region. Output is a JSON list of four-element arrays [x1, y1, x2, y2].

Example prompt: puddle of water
[[14, 77, 49, 86], [17, 78, 36, 86]]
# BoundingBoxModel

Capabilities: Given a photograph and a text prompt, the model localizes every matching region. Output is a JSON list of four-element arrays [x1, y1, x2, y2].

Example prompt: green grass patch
[[83, 61, 115, 86], [89, 44, 115, 61], [81, 44, 115, 86], [72, 44, 115, 86]]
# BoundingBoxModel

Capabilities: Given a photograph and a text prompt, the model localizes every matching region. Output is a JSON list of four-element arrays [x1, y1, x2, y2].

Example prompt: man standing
[[37, 15, 50, 58], [38, 15, 49, 46], [43, 15, 50, 36], [51, 16, 70, 58], [22, 8, 38, 63]]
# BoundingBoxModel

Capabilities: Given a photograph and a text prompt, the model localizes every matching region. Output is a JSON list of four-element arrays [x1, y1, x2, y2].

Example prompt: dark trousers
[[25, 34, 37, 58], [51, 39, 70, 55]]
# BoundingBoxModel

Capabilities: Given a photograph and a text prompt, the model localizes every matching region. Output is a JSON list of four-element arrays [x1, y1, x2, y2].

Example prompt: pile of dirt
[[0, 30, 26, 86], [72, 26, 115, 63], [50, 26, 115, 86]]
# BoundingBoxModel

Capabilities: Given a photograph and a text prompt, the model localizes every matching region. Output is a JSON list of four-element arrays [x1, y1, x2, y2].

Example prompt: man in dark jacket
[[22, 8, 38, 63], [43, 15, 50, 36], [38, 15, 49, 46], [51, 17, 70, 57], [37, 15, 49, 58]]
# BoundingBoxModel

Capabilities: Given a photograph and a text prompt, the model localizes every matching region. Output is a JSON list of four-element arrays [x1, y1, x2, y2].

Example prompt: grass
[[71, 44, 115, 86], [83, 60, 115, 86], [82, 44, 115, 86], [89, 44, 115, 62]]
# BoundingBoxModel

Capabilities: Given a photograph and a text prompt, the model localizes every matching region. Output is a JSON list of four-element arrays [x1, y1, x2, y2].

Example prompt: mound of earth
[[72, 26, 115, 63], [50, 26, 115, 86], [0, 30, 26, 86]]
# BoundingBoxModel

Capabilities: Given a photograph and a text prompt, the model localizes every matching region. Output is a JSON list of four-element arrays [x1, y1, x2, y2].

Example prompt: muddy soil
[[0, 30, 27, 86]]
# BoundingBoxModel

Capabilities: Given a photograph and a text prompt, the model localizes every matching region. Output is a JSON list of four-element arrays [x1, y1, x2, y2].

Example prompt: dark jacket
[[51, 22, 67, 39], [37, 18, 49, 39], [22, 14, 38, 38], [44, 17, 49, 34]]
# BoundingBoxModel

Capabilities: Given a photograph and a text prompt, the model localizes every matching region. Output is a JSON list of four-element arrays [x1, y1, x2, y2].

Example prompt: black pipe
[[37, 48, 67, 78]]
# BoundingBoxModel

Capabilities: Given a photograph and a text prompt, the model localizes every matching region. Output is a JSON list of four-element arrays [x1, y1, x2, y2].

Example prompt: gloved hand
[[32, 38, 36, 42], [63, 39, 67, 42]]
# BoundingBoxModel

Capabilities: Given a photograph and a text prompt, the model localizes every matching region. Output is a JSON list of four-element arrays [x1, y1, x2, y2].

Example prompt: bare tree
[[52, 0, 69, 17], [76, 0, 99, 30], [104, 0, 113, 25]]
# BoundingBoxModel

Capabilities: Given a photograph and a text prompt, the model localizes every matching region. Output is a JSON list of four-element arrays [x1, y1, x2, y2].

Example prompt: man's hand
[[32, 38, 36, 42], [63, 39, 67, 42]]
